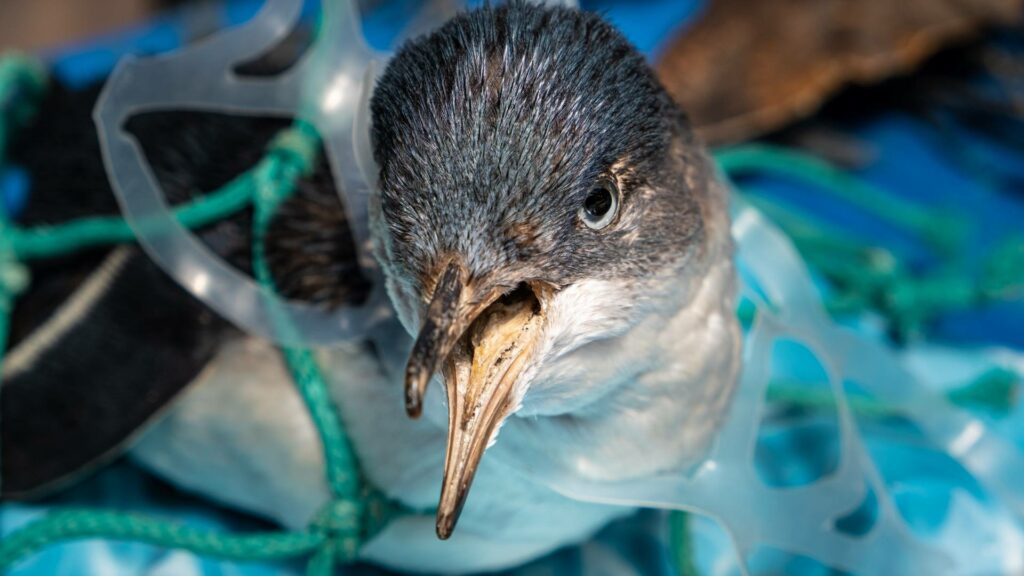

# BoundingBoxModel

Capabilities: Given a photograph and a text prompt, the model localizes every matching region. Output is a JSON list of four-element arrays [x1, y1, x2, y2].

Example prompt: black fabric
[[0, 82, 258, 498], [1, 248, 227, 497], [1, 58, 371, 497], [6, 84, 119, 348]]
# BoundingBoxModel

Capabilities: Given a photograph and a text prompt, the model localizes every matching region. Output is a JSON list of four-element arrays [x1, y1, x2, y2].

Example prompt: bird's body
[[131, 193, 737, 572], [3, 3, 741, 573], [133, 4, 741, 571]]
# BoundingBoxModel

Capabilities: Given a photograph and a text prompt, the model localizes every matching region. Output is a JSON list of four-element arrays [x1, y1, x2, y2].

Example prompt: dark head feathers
[[371, 2, 708, 294]]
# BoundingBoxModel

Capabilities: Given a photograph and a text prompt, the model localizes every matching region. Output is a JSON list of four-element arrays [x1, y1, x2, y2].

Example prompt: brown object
[[0, 0, 162, 52], [656, 0, 1023, 146]]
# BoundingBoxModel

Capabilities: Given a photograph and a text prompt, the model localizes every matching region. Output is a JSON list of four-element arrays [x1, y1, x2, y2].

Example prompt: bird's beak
[[404, 260, 546, 539]]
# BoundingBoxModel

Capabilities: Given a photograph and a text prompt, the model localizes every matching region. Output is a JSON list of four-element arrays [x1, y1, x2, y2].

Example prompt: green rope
[[249, 122, 363, 504], [8, 174, 254, 260], [249, 121, 368, 572], [751, 186, 1023, 338], [0, 510, 325, 567], [716, 144, 967, 254], [669, 511, 698, 576], [766, 366, 1020, 418], [720, 146, 1024, 339]]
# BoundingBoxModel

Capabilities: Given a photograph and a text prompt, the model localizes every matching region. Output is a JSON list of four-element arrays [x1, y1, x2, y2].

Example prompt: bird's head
[[369, 3, 729, 539]]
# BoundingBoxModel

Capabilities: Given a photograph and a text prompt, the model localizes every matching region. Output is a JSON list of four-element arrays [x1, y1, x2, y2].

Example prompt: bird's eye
[[579, 180, 619, 230]]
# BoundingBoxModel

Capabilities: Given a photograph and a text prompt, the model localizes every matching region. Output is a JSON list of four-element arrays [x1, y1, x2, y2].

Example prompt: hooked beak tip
[[405, 398, 423, 419], [404, 370, 426, 418], [403, 260, 467, 420], [435, 512, 457, 540]]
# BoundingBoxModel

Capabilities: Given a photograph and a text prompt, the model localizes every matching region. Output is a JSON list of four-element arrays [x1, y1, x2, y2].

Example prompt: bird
[[2, 2, 741, 573]]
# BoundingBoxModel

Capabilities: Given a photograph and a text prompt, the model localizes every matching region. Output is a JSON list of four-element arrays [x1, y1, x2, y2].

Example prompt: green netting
[[719, 144, 1024, 339]]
